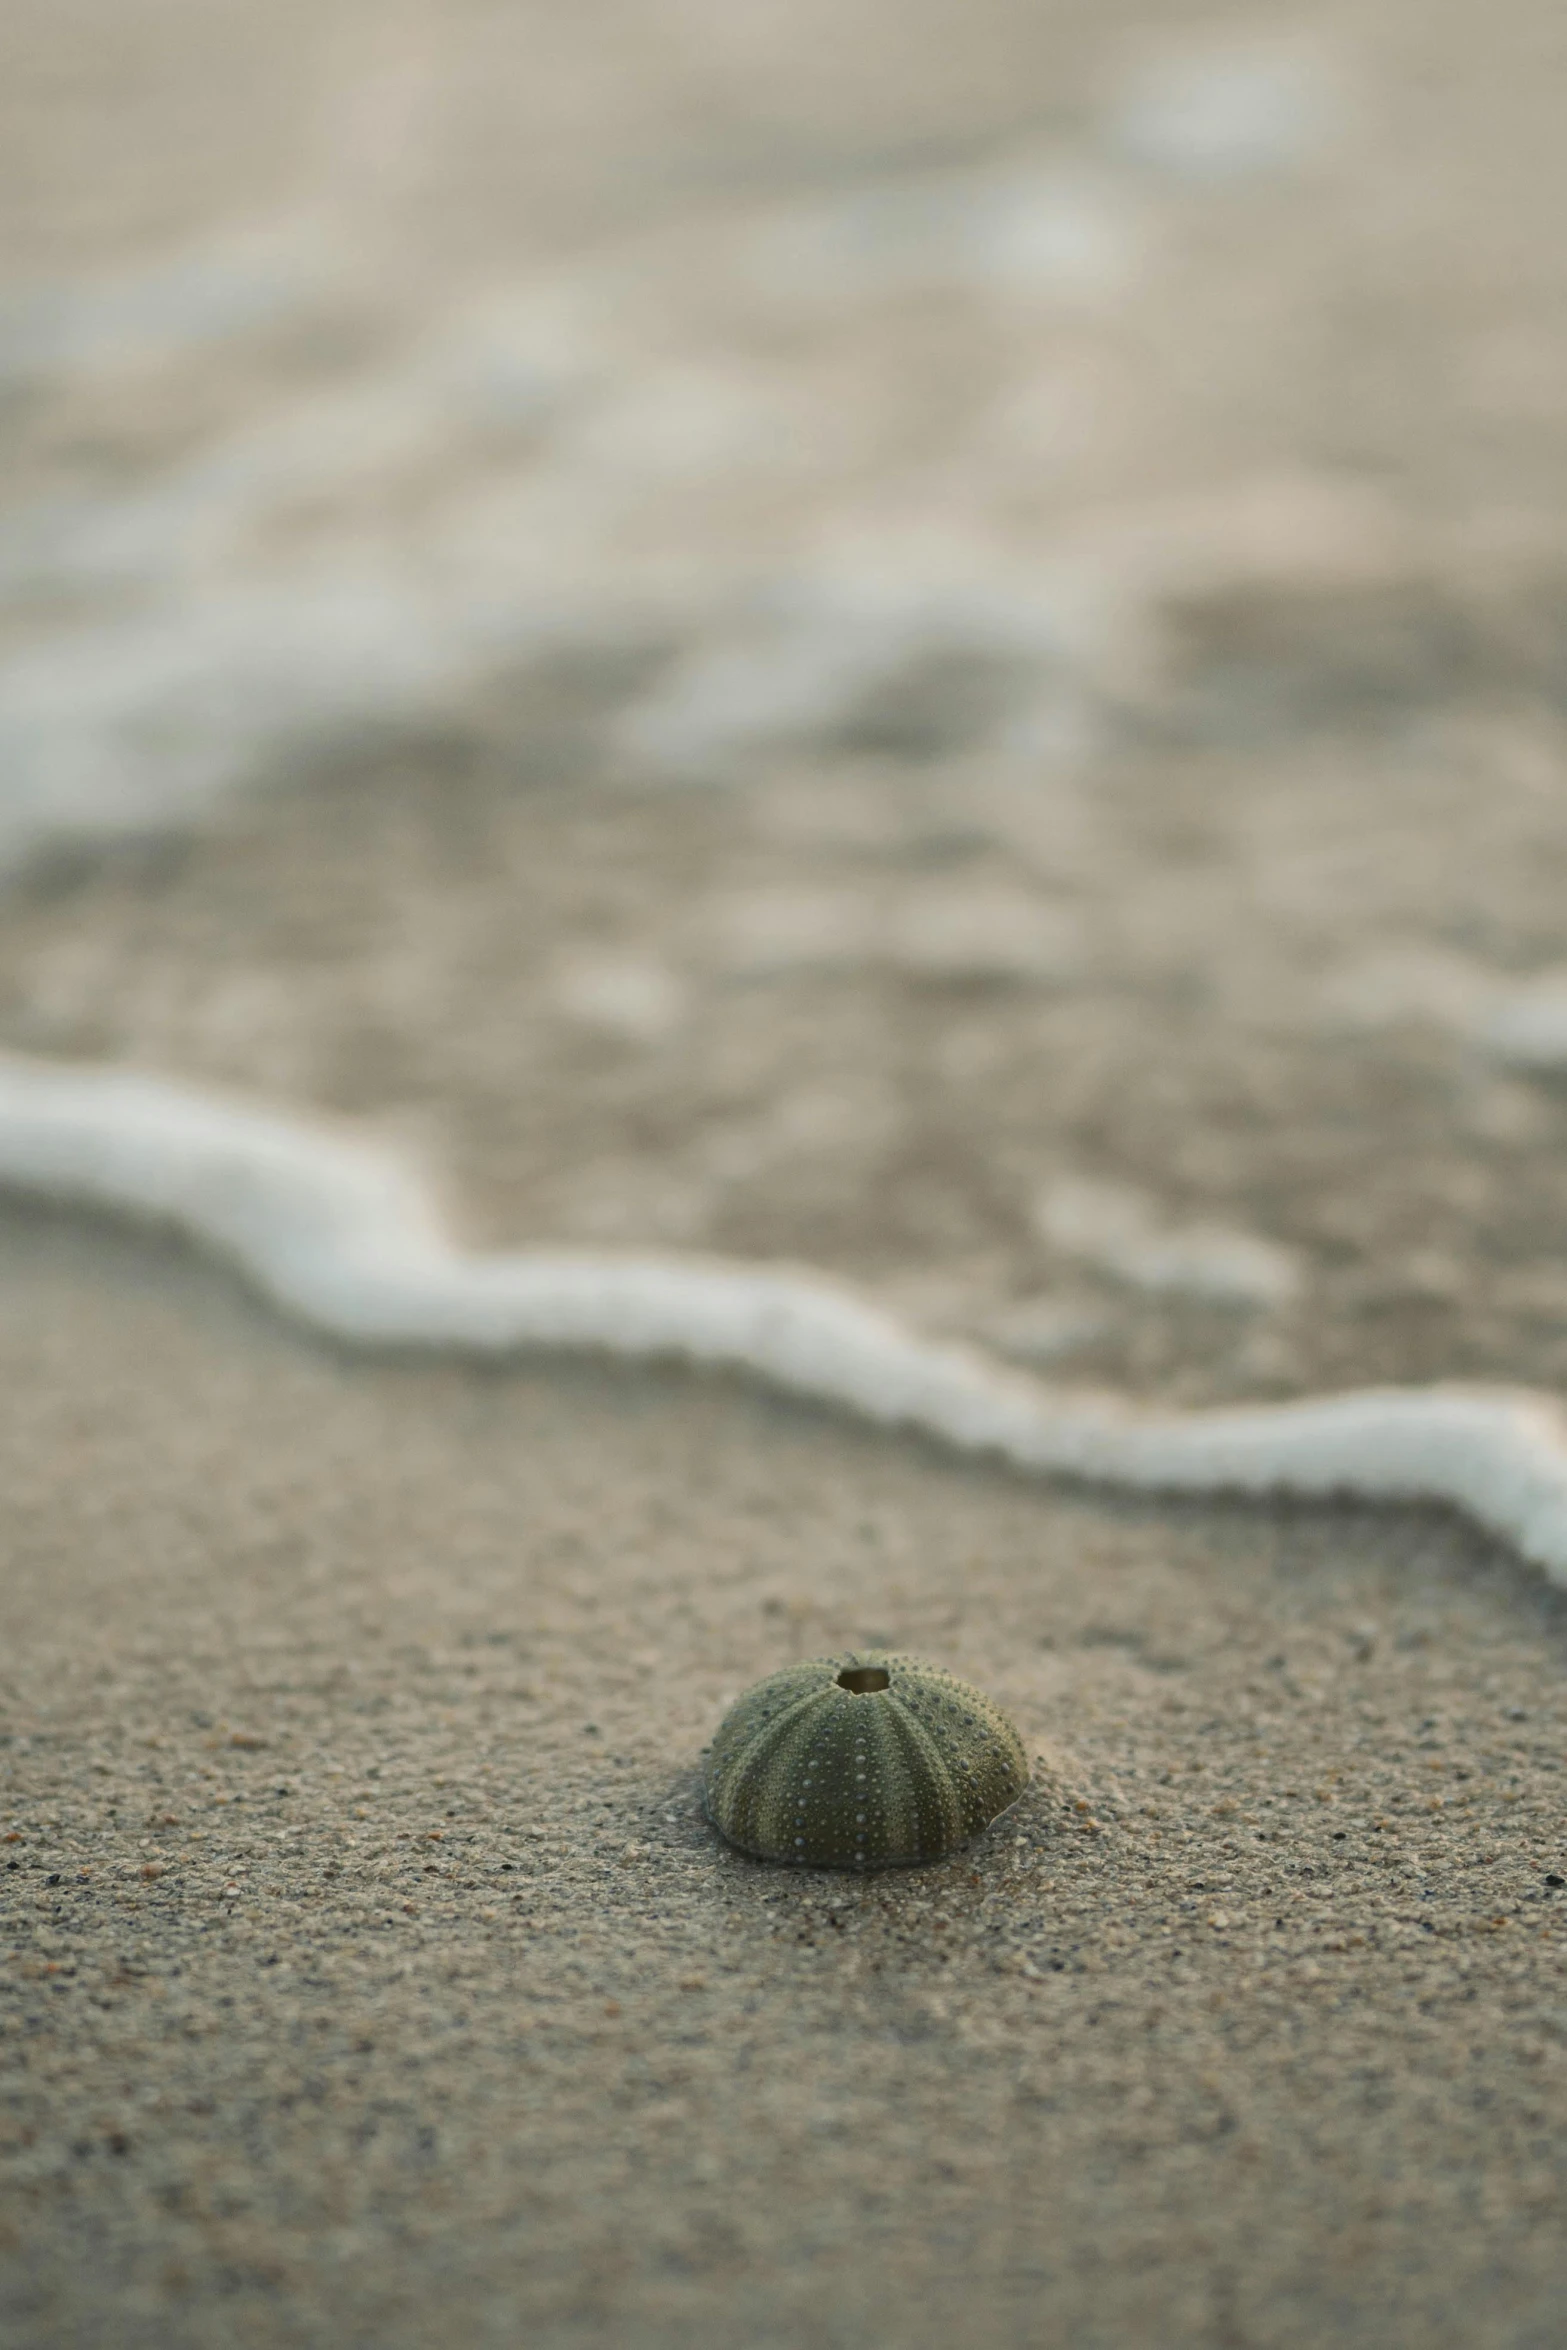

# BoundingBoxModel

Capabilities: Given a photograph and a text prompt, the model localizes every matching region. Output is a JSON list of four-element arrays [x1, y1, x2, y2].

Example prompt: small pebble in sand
[[703, 1652, 1029, 1870]]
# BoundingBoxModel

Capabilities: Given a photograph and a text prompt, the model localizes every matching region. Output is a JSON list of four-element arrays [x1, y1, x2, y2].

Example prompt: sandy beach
[[4, 2, 1567, 2344], [4, 1202, 1565, 2349]]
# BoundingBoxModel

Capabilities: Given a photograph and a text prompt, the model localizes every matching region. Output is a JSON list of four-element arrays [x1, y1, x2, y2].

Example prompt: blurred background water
[[5, 0, 1567, 1409], [5, 0, 1563, 866]]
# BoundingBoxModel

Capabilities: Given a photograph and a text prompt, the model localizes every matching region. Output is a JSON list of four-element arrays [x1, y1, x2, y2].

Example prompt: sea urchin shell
[[702, 1652, 1029, 1870]]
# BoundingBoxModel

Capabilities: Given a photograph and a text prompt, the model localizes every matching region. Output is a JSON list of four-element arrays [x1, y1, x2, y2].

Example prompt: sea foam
[[4, 1053, 1567, 1588]]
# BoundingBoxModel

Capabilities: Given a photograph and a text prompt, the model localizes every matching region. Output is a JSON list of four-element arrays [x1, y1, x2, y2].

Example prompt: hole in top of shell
[[836, 1665, 891, 1694]]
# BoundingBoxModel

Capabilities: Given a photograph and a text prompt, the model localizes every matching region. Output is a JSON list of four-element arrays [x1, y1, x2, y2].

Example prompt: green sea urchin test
[[703, 1652, 1029, 1869]]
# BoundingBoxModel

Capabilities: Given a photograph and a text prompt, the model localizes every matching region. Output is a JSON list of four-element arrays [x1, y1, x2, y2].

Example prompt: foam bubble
[[1109, 37, 1344, 181], [1036, 1177, 1300, 1307], [1480, 975, 1567, 1074]]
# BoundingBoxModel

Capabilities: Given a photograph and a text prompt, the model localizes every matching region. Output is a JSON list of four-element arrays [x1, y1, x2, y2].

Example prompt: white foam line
[[5, 1052, 1567, 1587], [0, 291, 592, 606], [0, 229, 336, 394]]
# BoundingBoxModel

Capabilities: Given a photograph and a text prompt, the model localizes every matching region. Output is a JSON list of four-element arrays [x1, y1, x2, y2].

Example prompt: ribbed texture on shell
[[702, 1653, 1029, 1870]]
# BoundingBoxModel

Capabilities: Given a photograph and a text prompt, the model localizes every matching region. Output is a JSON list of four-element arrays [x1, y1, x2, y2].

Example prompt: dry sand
[[3, 1206, 1565, 2350], [5, 1, 1567, 2344]]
